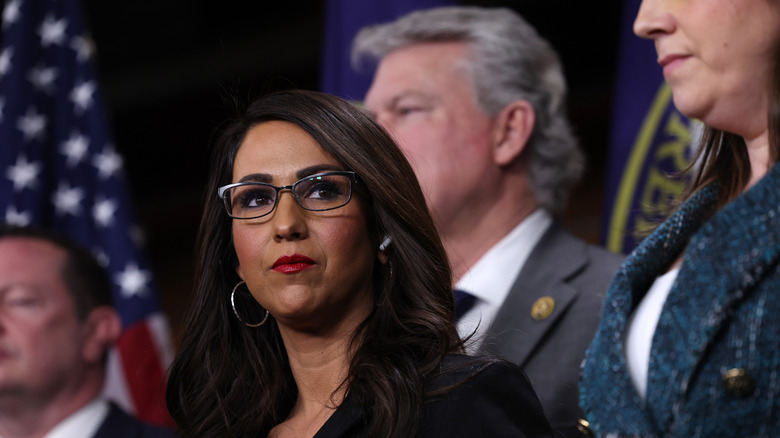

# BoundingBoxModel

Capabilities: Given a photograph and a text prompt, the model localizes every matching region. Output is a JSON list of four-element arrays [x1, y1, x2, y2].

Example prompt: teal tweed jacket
[[580, 162, 780, 438]]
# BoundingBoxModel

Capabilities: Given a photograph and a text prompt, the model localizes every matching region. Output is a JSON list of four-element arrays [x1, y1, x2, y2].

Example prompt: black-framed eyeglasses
[[217, 171, 357, 220]]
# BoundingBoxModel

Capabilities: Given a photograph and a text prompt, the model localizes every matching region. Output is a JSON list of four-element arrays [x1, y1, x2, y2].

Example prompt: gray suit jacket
[[477, 221, 623, 437]]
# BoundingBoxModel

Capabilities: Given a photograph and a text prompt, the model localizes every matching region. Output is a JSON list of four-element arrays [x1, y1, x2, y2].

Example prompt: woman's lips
[[272, 254, 315, 274], [658, 54, 690, 76]]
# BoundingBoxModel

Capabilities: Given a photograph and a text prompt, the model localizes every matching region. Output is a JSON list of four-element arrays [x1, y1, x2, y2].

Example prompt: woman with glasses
[[165, 89, 554, 438], [580, 1, 780, 437]]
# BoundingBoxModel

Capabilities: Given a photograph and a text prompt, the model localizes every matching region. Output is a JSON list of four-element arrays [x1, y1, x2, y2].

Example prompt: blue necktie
[[454, 289, 477, 320]]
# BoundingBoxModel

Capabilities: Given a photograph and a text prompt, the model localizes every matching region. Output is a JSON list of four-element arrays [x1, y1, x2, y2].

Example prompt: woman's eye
[[306, 182, 341, 200], [237, 188, 275, 209]]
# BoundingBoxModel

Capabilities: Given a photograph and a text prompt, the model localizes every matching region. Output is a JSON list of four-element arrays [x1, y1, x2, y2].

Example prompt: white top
[[625, 267, 680, 400], [44, 398, 109, 438], [456, 209, 552, 353]]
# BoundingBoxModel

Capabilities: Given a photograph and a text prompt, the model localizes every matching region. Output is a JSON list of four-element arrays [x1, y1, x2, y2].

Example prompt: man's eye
[[397, 106, 424, 116], [3, 292, 40, 308], [9, 298, 38, 307]]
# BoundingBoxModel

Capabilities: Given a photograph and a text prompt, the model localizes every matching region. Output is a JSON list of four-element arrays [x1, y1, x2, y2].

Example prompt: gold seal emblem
[[531, 296, 555, 320]]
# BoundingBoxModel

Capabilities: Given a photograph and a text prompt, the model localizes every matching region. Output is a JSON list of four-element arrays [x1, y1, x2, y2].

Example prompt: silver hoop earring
[[230, 280, 269, 327]]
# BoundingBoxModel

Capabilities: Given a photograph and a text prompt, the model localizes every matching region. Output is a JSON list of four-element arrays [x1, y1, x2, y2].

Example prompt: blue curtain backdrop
[[320, 0, 453, 101], [601, 0, 694, 255]]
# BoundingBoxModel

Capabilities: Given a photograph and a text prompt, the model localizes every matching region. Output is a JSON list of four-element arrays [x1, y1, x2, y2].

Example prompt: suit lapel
[[646, 163, 780, 428], [478, 222, 583, 366]]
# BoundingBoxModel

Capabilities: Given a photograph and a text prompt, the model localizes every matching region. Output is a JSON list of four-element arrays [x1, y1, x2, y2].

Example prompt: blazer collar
[[313, 393, 364, 438]]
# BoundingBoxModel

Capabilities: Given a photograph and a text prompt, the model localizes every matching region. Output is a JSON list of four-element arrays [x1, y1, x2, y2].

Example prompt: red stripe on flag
[[117, 320, 172, 427]]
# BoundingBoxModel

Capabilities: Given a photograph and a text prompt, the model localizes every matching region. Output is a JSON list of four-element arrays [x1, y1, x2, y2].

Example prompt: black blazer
[[93, 402, 174, 438], [313, 355, 557, 437]]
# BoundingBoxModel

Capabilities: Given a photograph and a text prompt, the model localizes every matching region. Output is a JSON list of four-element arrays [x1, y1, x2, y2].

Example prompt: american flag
[[0, 0, 173, 426]]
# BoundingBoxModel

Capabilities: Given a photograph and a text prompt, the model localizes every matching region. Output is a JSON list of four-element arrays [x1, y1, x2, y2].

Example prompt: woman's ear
[[377, 234, 391, 264], [81, 306, 122, 364], [492, 100, 535, 166]]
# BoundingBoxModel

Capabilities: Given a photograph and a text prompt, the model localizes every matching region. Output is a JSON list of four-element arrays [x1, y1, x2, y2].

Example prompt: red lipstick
[[272, 254, 315, 274]]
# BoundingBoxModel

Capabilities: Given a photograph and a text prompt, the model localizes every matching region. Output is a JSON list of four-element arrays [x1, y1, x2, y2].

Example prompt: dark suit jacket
[[313, 355, 557, 437], [581, 162, 780, 437], [477, 221, 623, 437], [93, 403, 174, 438]]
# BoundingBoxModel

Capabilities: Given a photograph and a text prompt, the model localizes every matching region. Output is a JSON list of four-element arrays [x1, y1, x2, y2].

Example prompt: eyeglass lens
[[226, 173, 353, 218]]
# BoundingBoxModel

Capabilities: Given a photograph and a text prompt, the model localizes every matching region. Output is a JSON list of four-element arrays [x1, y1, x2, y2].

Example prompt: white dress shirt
[[624, 267, 680, 400], [43, 397, 109, 438], [456, 209, 552, 353]]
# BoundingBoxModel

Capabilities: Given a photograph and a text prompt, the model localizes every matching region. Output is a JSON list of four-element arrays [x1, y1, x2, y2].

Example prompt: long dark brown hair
[[166, 89, 461, 437], [684, 53, 780, 209]]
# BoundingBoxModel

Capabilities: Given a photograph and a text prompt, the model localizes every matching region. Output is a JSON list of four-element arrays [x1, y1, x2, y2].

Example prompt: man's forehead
[[0, 237, 65, 260], [0, 238, 67, 282]]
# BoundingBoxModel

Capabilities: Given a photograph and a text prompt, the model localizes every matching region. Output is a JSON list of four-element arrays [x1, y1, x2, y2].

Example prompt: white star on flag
[[69, 81, 94, 113], [6, 155, 41, 192], [70, 35, 93, 62], [16, 106, 47, 142], [51, 182, 84, 216], [28, 64, 59, 94], [2, 0, 20, 29], [0, 47, 11, 78], [38, 14, 67, 47], [93, 146, 123, 179], [93, 197, 118, 227], [60, 132, 89, 167], [115, 263, 151, 298], [4, 206, 31, 226]]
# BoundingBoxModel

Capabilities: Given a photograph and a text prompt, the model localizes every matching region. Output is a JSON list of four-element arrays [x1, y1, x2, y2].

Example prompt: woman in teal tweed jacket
[[580, 1, 780, 437]]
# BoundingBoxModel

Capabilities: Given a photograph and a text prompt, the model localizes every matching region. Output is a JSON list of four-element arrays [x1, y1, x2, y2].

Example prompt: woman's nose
[[271, 191, 307, 241], [634, 0, 676, 40]]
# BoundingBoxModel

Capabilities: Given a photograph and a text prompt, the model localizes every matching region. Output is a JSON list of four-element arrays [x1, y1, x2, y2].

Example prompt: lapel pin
[[531, 296, 555, 320]]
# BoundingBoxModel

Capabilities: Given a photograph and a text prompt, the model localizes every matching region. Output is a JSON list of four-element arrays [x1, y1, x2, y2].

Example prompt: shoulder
[[426, 354, 529, 389], [418, 355, 557, 437], [95, 403, 174, 438], [536, 221, 624, 276]]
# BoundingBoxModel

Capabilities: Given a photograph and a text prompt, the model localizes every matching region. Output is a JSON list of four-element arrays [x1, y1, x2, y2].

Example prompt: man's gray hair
[[352, 6, 584, 212]]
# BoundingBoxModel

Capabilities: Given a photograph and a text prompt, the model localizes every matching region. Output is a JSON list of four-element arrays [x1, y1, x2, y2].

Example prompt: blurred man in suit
[[0, 225, 172, 438], [353, 7, 623, 436]]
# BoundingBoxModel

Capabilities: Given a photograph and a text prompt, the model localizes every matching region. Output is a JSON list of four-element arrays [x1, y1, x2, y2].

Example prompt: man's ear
[[81, 306, 122, 364], [492, 100, 535, 166]]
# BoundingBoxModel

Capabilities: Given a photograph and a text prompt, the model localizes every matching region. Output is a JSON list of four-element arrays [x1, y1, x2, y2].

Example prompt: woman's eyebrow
[[237, 173, 272, 183], [296, 164, 345, 180], [235, 165, 345, 184]]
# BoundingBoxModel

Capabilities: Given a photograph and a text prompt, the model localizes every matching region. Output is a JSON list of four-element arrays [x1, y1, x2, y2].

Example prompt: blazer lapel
[[478, 222, 583, 366], [313, 393, 365, 438], [646, 163, 780, 429], [581, 184, 719, 435]]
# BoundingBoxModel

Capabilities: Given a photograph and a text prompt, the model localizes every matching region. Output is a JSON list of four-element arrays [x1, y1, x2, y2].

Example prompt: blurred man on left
[[0, 225, 172, 438]]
